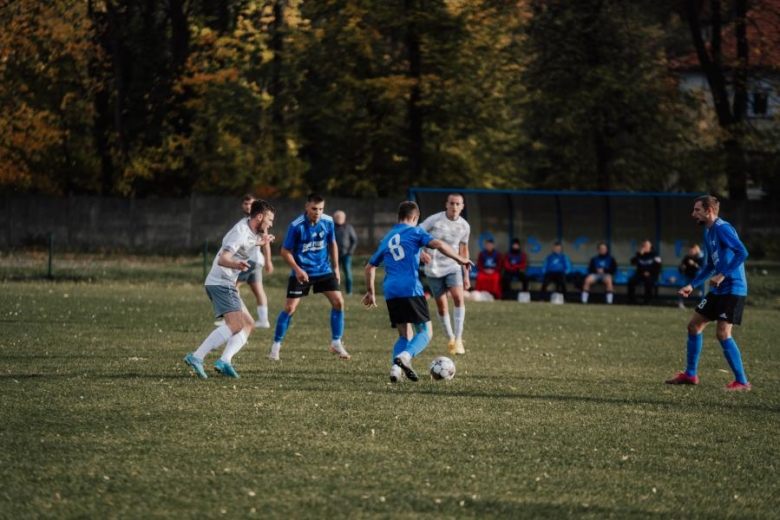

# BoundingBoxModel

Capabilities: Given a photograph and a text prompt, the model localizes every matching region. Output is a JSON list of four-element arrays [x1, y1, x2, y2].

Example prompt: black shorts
[[286, 273, 340, 298], [694, 292, 746, 325], [386, 296, 430, 328]]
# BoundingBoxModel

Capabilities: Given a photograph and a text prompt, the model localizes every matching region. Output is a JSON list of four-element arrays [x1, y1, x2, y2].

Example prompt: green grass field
[[2, 256, 780, 518]]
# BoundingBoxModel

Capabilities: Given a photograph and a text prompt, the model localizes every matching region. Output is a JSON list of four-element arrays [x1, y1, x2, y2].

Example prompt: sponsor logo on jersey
[[302, 240, 326, 253]]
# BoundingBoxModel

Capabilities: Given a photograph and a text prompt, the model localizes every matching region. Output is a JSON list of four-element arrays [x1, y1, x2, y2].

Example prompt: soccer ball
[[430, 356, 456, 381]]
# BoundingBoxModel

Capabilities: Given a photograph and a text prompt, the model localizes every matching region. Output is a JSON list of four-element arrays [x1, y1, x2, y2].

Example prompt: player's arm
[[263, 241, 273, 274], [218, 249, 250, 271], [362, 249, 384, 308], [712, 226, 749, 286], [427, 239, 473, 269], [282, 246, 309, 284], [680, 260, 715, 298], [363, 263, 377, 308], [418, 216, 434, 264], [329, 240, 340, 284], [460, 242, 471, 289]]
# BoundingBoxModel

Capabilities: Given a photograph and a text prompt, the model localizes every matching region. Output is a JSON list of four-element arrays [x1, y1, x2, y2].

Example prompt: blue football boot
[[184, 353, 208, 379], [214, 359, 240, 379]]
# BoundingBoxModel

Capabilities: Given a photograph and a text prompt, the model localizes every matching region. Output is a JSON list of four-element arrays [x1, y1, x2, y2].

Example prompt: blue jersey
[[588, 254, 617, 275], [282, 214, 336, 277], [689, 218, 748, 296], [369, 224, 435, 300], [543, 252, 571, 274]]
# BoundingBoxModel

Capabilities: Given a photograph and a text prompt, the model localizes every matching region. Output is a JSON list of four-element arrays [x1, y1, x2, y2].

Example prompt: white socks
[[581, 291, 589, 304], [331, 339, 342, 348], [396, 351, 411, 363], [220, 330, 248, 364], [194, 324, 233, 359], [438, 313, 455, 340], [257, 305, 268, 323], [453, 306, 465, 340], [606, 292, 614, 304]]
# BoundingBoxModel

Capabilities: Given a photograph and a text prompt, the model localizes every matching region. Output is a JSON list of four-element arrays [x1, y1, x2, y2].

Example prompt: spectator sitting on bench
[[677, 243, 704, 310], [541, 242, 571, 301], [627, 239, 662, 305], [475, 238, 502, 299], [581, 242, 617, 305], [501, 238, 528, 300]]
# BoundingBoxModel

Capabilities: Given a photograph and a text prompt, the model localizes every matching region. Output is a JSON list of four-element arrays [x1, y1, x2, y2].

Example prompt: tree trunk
[[684, 0, 749, 200], [271, 0, 287, 159]]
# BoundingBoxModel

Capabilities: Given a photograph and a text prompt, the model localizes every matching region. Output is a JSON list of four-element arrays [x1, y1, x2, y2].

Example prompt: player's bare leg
[[323, 290, 349, 359], [248, 280, 270, 327]]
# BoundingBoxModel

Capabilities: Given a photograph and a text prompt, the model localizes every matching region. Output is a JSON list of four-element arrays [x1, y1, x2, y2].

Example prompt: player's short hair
[[242, 194, 255, 202], [553, 241, 562, 247], [250, 199, 275, 218], [397, 201, 420, 221], [598, 241, 608, 249], [446, 192, 465, 203], [307, 193, 326, 204], [695, 195, 720, 214], [511, 238, 521, 246]]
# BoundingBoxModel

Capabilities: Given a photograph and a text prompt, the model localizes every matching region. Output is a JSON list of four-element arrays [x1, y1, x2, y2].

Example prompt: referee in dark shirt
[[334, 210, 359, 295]]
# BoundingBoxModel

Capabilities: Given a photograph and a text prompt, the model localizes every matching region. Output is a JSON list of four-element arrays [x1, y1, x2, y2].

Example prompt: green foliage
[[1, 0, 776, 197], [519, 0, 705, 191]]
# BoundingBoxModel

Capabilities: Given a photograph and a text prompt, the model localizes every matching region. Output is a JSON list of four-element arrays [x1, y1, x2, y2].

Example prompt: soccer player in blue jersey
[[666, 195, 751, 391], [363, 201, 472, 383], [269, 194, 350, 361]]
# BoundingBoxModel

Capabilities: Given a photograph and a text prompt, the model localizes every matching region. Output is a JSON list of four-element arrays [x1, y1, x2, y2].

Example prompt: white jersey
[[234, 217, 266, 266], [205, 218, 260, 287], [419, 211, 470, 278]]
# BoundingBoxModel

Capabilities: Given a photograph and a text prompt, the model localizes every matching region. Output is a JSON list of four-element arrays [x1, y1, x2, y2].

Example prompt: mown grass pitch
[[2, 270, 779, 518]]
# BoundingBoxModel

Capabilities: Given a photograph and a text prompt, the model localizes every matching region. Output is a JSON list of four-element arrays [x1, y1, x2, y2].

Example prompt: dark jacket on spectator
[[588, 254, 617, 275], [630, 251, 662, 279], [335, 223, 358, 256], [679, 253, 703, 279]]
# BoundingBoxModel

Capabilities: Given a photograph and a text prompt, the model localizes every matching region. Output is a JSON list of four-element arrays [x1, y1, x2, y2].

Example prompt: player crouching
[[363, 201, 472, 382]]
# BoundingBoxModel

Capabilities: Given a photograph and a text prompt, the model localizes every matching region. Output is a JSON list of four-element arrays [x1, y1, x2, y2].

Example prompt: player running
[[269, 194, 350, 361], [185, 200, 276, 379], [363, 201, 472, 383], [419, 193, 471, 355], [215, 195, 274, 328], [666, 195, 751, 391]]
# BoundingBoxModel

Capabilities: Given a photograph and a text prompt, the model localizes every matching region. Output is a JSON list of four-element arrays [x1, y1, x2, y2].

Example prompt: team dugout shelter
[[409, 188, 706, 286]]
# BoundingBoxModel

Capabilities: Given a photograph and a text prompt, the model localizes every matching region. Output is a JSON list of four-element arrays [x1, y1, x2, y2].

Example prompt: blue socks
[[720, 337, 748, 384], [685, 333, 703, 377], [405, 330, 431, 358], [331, 309, 344, 341], [393, 337, 409, 359], [274, 311, 292, 343]]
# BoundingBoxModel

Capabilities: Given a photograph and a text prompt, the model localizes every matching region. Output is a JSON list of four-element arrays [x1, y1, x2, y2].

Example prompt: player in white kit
[[185, 200, 276, 379], [236, 195, 274, 328], [419, 193, 471, 355]]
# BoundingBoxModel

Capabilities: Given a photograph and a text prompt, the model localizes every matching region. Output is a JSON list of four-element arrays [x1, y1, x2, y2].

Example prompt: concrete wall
[[0, 194, 401, 253]]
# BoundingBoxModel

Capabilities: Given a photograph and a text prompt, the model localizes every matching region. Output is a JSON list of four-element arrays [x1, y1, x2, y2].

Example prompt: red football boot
[[665, 372, 699, 385], [723, 381, 751, 392]]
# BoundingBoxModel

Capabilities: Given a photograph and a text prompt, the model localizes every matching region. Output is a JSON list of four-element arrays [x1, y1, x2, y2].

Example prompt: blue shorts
[[205, 285, 244, 318], [427, 270, 463, 298], [237, 260, 262, 284]]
